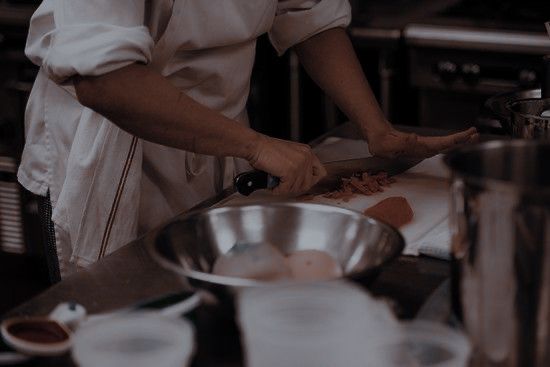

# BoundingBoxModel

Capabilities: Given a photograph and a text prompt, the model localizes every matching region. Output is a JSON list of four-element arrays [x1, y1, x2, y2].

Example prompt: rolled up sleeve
[[269, 0, 352, 55], [26, 0, 154, 84]]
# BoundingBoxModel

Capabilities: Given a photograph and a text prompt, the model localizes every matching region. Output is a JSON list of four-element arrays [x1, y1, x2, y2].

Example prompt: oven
[[405, 0, 550, 131]]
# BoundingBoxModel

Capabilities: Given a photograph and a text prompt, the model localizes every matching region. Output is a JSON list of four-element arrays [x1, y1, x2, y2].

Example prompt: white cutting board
[[220, 138, 453, 257], [309, 170, 449, 255]]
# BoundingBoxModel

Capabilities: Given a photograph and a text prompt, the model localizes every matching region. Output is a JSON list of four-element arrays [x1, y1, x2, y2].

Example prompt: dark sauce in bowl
[[7, 320, 69, 344]]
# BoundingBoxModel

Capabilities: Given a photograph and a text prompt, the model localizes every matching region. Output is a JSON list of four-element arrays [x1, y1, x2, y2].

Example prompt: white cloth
[[18, 0, 351, 268]]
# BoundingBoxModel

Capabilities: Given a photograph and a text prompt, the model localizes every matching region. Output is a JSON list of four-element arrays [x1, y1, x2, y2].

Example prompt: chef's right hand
[[248, 136, 327, 195]]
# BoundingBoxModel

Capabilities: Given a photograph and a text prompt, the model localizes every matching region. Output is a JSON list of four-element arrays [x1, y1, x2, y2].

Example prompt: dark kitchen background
[[0, 0, 549, 313]]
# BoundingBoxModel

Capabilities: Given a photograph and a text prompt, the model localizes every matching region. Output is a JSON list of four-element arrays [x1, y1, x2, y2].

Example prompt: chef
[[19, 0, 478, 280]]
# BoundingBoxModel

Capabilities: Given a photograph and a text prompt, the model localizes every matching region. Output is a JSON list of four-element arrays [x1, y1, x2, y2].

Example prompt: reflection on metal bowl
[[148, 202, 404, 295]]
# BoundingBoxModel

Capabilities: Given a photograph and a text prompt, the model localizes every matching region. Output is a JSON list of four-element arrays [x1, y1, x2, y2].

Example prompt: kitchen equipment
[[387, 321, 471, 367], [507, 98, 550, 139], [85, 291, 203, 325], [0, 293, 201, 358], [1, 318, 71, 357], [226, 153, 452, 258], [238, 280, 400, 367], [148, 202, 405, 295], [234, 156, 420, 196], [0, 303, 79, 356], [72, 313, 195, 367], [404, 0, 550, 130], [445, 140, 550, 367], [483, 88, 541, 133]]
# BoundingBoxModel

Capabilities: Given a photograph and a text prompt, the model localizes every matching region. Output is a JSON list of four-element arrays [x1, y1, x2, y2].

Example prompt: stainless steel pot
[[507, 98, 550, 140], [483, 88, 541, 135], [147, 202, 404, 298], [445, 140, 550, 367]]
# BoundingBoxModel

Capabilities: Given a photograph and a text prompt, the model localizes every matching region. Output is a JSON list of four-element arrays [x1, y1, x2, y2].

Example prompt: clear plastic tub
[[72, 312, 195, 367], [238, 280, 400, 367], [386, 321, 471, 367]]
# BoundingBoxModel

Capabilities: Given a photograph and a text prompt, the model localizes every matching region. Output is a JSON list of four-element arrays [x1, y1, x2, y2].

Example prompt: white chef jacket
[[18, 0, 351, 270]]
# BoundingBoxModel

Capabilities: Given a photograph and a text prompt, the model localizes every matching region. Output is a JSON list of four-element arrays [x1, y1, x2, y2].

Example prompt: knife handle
[[234, 171, 280, 196]]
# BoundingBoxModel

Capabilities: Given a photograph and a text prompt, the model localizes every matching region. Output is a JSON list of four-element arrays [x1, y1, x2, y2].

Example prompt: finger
[[289, 154, 313, 194], [450, 127, 478, 144], [312, 163, 327, 179], [434, 128, 478, 150], [272, 177, 293, 195], [467, 133, 480, 144], [289, 170, 307, 194], [311, 157, 327, 186], [300, 163, 315, 193], [301, 153, 319, 192], [404, 133, 435, 158]]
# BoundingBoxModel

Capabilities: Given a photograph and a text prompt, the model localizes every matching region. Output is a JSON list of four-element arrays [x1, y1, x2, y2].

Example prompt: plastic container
[[387, 321, 471, 367], [238, 280, 400, 367], [72, 313, 195, 367]]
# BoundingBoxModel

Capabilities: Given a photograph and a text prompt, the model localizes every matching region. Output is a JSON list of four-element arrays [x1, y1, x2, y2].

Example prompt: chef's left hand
[[367, 126, 479, 159]]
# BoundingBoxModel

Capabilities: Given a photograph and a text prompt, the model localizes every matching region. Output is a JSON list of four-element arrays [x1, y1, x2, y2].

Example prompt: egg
[[212, 243, 291, 281], [285, 249, 343, 281]]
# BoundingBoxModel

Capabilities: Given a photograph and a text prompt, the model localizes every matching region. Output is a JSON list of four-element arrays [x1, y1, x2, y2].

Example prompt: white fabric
[[18, 0, 351, 268]]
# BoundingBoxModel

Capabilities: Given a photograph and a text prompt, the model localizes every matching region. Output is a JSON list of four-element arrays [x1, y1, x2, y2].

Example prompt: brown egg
[[285, 249, 343, 281]]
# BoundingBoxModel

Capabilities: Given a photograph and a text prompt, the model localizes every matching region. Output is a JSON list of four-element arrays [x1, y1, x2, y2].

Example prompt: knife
[[234, 156, 421, 196]]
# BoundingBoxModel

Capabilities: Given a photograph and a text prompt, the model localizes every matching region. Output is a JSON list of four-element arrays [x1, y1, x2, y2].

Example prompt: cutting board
[[220, 137, 453, 257], [309, 170, 449, 255]]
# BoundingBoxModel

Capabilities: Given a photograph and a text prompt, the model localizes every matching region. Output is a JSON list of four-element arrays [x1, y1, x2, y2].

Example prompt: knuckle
[[298, 145, 311, 154]]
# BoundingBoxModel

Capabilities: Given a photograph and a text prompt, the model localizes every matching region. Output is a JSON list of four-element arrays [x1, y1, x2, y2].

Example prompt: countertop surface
[[2, 123, 465, 366]]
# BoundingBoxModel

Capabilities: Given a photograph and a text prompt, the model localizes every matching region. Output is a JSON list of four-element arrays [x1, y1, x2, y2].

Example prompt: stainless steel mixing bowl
[[148, 202, 404, 293]]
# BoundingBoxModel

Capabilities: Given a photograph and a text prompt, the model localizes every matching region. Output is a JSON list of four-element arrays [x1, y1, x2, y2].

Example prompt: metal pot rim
[[506, 97, 550, 121], [444, 140, 550, 193], [484, 88, 541, 121]]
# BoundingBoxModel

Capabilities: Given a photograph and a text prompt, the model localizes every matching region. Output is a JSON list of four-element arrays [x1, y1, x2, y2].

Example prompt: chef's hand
[[367, 126, 479, 159], [248, 136, 327, 195]]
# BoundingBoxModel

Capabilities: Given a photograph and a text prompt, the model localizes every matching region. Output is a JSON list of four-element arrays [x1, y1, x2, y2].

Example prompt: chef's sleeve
[[25, 0, 154, 84], [269, 0, 352, 55]]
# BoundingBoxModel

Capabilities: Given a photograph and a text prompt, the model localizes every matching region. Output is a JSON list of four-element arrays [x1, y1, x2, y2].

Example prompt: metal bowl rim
[[147, 201, 405, 288]]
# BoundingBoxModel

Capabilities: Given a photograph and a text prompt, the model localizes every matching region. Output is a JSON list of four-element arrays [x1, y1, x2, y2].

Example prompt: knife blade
[[234, 156, 421, 196]]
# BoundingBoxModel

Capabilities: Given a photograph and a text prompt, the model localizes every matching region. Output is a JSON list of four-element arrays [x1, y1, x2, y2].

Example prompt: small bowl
[[1, 317, 72, 356]]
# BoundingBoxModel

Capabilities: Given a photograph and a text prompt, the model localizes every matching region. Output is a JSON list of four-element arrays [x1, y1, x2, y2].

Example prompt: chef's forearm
[[294, 28, 390, 138], [74, 63, 261, 161]]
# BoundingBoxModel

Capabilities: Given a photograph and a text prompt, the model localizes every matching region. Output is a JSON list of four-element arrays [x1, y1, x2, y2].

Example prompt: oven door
[[408, 45, 545, 133]]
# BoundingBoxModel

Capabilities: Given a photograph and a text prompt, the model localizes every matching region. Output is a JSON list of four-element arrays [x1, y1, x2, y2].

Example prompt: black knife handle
[[234, 171, 280, 196]]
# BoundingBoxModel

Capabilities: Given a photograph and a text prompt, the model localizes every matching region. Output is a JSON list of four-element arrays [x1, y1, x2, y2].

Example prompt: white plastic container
[[238, 280, 400, 367], [72, 313, 195, 367], [387, 321, 471, 367]]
